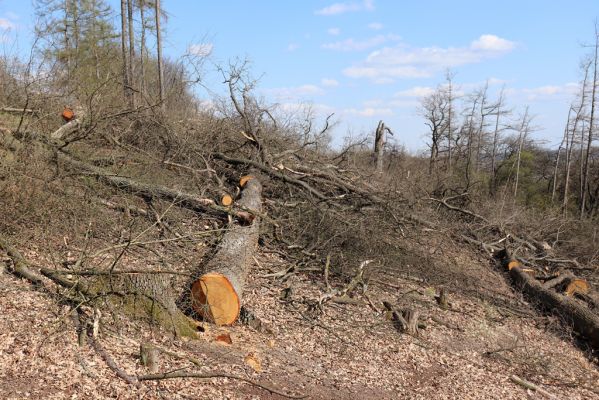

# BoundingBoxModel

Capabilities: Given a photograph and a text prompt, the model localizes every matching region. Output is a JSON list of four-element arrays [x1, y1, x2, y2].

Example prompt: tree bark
[[155, 0, 165, 110], [120, 0, 132, 108], [500, 254, 599, 351], [127, 0, 136, 108], [373, 120, 387, 174], [190, 177, 262, 325], [581, 26, 599, 219]]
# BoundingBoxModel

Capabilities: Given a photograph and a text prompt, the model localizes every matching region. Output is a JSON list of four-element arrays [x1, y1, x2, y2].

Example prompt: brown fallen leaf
[[215, 333, 232, 345], [244, 352, 262, 373]]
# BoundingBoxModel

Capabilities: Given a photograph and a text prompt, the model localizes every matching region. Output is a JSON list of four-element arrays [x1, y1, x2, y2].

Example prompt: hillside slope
[[1, 113, 598, 399]]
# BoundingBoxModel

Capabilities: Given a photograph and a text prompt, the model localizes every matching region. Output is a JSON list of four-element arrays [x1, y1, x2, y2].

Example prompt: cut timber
[[190, 178, 262, 325], [62, 107, 75, 122], [221, 194, 233, 207], [507, 260, 521, 270], [51, 116, 82, 140], [191, 273, 240, 325], [500, 252, 599, 351], [239, 175, 255, 188], [565, 279, 590, 297]]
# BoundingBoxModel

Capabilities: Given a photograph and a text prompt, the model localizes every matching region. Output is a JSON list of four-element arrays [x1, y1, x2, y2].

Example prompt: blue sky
[[1, 0, 598, 151]]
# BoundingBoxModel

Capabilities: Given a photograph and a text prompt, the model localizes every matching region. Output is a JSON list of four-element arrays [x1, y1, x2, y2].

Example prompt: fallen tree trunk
[[190, 177, 262, 326], [0, 107, 39, 115], [54, 150, 231, 218], [1, 235, 197, 338], [500, 254, 599, 351]]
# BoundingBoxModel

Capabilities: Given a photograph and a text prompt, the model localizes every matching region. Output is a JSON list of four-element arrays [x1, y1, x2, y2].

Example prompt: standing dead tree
[[373, 120, 393, 174]]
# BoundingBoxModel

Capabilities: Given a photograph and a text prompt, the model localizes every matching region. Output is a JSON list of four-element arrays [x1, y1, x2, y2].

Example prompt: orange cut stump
[[190, 273, 240, 326], [221, 194, 233, 207], [507, 260, 520, 271], [565, 279, 590, 297], [62, 107, 75, 122], [239, 175, 255, 188]]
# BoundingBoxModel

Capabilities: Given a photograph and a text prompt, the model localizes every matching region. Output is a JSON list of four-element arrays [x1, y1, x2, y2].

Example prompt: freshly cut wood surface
[[191, 272, 240, 325], [221, 194, 233, 207], [239, 175, 255, 188], [565, 279, 590, 296]]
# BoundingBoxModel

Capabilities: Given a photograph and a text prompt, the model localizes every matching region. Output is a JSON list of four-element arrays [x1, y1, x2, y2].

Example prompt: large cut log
[[190, 177, 262, 325], [500, 254, 599, 351]]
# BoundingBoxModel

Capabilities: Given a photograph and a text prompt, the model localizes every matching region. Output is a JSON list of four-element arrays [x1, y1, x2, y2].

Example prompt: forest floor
[[1, 222, 598, 399]]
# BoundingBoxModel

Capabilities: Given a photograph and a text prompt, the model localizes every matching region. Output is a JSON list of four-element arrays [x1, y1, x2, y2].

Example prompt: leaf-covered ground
[[2, 224, 598, 399]]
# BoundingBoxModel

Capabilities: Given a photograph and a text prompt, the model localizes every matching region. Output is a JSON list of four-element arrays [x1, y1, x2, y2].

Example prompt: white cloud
[[287, 43, 300, 52], [519, 83, 578, 100], [327, 27, 341, 36], [321, 78, 340, 87], [344, 65, 430, 79], [315, 0, 374, 16], [188, 43, 213, 57], [344, 106, 393, 117], [471, 34, 516, 52], [0, 18, 16, 30], [343, 34, 516, 82], [322, 34, 400, 52], [368, 22, 383, 30], [265, 84, 326, 100], [394, 86, 436, 98]]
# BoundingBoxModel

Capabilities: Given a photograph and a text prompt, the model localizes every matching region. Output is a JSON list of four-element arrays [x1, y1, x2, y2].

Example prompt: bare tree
[[421, 88, 448, 174], [445, 71, 456, 174], [489, 87, 509, 196], [139, 0, 146, 97], [552, 107, 571, 202], [581, 24, 599, 219], [514, 106, 531, 199], [120, 0, 133, 108], [127, 0, 136, 107], [155, 0, 165, 110], [563, 59, 591, 215]]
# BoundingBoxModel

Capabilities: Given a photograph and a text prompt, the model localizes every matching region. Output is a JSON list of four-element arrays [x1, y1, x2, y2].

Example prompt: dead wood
[[499, 252, 599, 351], [51, 118, 82, 140], [88, 334, 141, 388], [383, 301, 422, 336], [510, 375, 557, 399], [190, 177, 262, 325], [435, 287, 449, 309], [140, 342, 160, 373], [0, 236, 45, 287], [543, 273, 575, 289], [430, 196, 541, 252], [373, 120, 393, 174], [214, 152, 328, 200], [1, 236, 196, 337], [0, 107, 39, 115]]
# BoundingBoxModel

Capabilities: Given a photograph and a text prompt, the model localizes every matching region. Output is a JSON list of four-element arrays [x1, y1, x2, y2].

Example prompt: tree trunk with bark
[[190, 177, 262, 326], [374, 120, 392, 174], [499, 252, 599, 351], [155, 0, 165, 110]]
